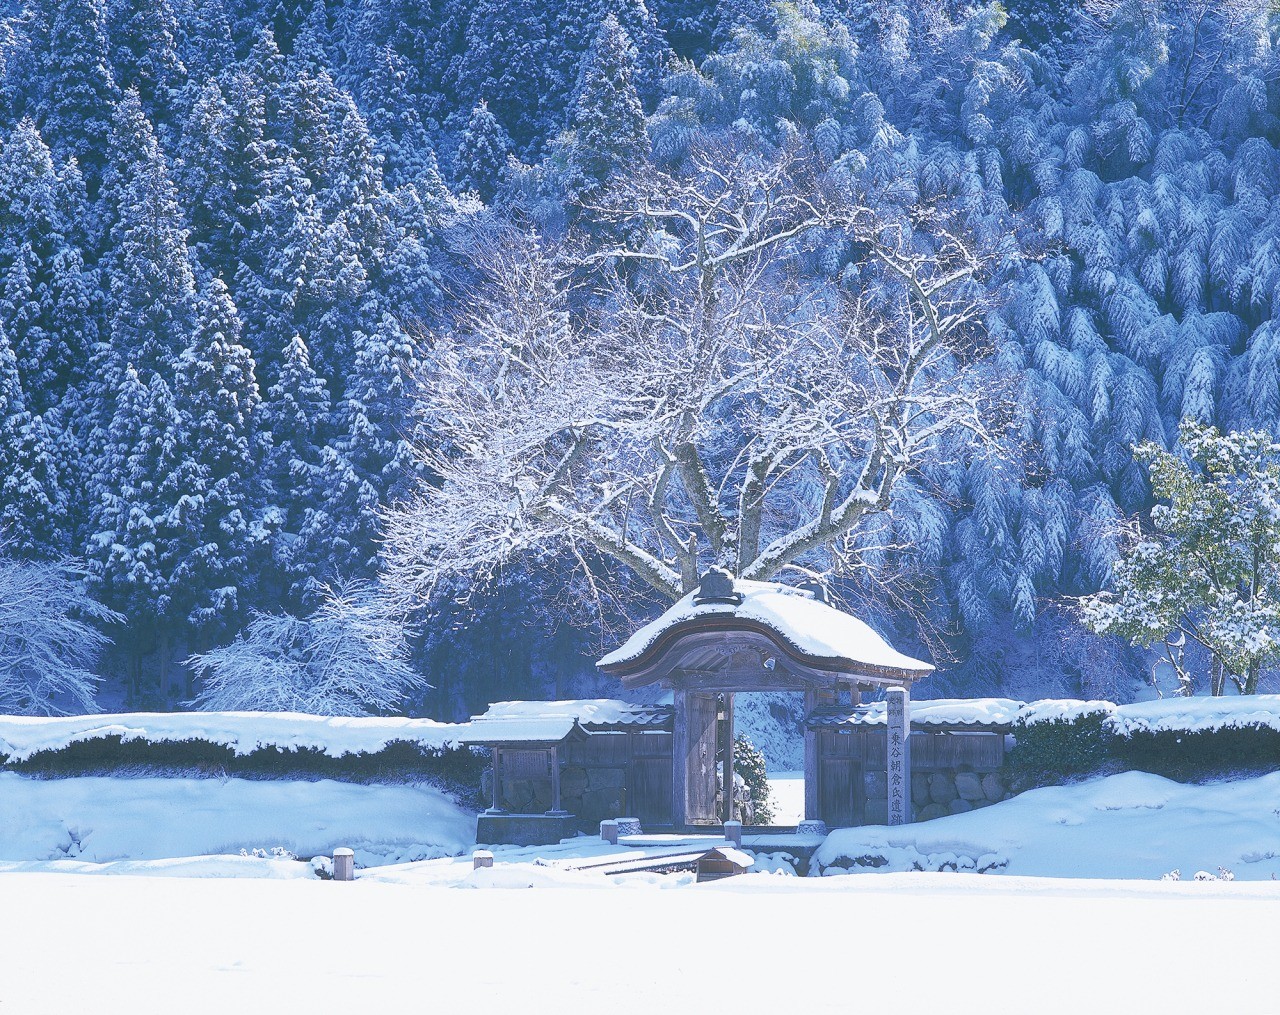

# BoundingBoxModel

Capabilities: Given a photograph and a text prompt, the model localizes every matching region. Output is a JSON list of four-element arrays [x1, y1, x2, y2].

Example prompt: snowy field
[[2, 867, 1277, 1014], [766, 769, 805, 825], [3, 769, 1280, 1011]]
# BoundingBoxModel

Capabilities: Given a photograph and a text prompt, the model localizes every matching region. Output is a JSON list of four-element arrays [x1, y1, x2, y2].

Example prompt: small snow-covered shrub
[[1008, 708, 1117, 785], [0, 555, 119, 715], [733, 733, 774, 824], [187, 585, 426, 716]]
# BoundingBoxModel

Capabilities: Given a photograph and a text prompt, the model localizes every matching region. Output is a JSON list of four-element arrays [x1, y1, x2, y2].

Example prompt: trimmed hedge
[[2, 735, 489, 808], [1008, 711, 1280, 786]]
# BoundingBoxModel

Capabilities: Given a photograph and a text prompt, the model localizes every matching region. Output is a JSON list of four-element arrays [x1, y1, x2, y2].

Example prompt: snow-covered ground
[[817, 771, 1280, 880], [0, 772, 475, 865], [766, 769, 804, 825], [2, 769, 1279, 1010], [2, 866, 1276, 1013]]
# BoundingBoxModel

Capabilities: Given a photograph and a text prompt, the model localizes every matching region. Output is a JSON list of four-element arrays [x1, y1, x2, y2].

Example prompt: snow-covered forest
[[4, 0, 1280, 715]]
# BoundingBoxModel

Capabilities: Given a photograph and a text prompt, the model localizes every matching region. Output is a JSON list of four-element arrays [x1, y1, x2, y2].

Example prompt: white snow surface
[[0, 710, 464, 762], [846, 696, 1024, 727], [459, 698, 662, 742], [1017, 694, 1280, 735], [2, 867, 1277, 1014], [0, 771, 475, 865], [598, 580, 933, 674], [816, 770, 1280, 880]]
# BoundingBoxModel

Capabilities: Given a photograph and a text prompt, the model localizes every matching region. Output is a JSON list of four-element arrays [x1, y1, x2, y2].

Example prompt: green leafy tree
[[1082, 421, 1280, 695]]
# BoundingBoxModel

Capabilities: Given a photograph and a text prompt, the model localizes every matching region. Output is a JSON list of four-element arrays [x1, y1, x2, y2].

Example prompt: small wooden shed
[[695, 846, 755, 883], [597, 569, 934, 830]]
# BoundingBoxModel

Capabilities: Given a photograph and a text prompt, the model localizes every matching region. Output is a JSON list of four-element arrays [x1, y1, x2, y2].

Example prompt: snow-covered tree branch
[[1081, 421, 1280, 695], [382, 142, 1004, 610], [0, 554, 119, 714], [187, 584, 428, 715]]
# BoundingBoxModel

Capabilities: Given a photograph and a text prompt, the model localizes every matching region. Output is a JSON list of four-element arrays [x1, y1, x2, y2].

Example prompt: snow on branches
[[383, 141, 1005, 611], [1081, 420, 1280, 695], [186, 585, 428, 715], [0, 554, 119, 714]]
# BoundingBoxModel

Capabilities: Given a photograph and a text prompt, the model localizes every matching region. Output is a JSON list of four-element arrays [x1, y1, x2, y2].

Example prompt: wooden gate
[[685, 692, 720, 824], [628, 733, 673, 827], [818, 730, 862, 828]]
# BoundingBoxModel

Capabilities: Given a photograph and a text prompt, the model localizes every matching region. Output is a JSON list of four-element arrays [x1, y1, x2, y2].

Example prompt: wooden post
[[486, 747, 505, 814], [722, 692, 735, 824], [333, 847, 354, 882], [547, 745, 565, 814], [886, 685, 911, 825], [472, 850, 494, 870], [803, 687, 819, 821], [672, 686, 688, 829], [724, 819, 742, 847]]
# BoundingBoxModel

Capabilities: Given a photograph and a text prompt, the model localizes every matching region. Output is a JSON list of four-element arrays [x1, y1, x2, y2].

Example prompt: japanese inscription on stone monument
[[886, 687, 910, 825]]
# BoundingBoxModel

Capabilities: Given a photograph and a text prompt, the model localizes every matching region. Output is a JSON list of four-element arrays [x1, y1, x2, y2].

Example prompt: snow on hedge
[[0, 711, 466, 763], [0, 771, 475, 865], [1015, 694, 1280, 735], [815, 770, 1280, 880], [851, 697, 1023, 727]]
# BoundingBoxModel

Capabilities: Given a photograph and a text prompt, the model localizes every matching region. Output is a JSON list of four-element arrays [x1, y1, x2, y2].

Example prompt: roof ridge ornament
[[693, 566, 744, 606]]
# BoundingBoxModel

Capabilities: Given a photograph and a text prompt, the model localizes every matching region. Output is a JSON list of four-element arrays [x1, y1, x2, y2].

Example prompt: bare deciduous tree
[[383, 142, 1004, 613]]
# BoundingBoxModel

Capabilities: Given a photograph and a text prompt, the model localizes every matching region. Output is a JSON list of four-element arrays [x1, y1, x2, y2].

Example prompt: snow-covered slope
[[0, 772, 475, 865], [816, 771, 1280, 880]]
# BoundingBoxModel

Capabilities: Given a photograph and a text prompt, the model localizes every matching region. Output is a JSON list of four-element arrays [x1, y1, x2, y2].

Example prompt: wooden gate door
[[685, 692, 720, 824], [818, 731, 862, 828]]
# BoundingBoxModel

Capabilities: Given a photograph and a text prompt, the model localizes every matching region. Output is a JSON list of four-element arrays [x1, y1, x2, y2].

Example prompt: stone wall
[[559, 762, 627, 825], [862, 766, 1010, 824]]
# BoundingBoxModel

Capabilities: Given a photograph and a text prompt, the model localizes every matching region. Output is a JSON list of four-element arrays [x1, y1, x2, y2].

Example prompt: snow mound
[[0, 771, 475, 865], [815, 771, 1280, 880], [0, 711, 465, 763]]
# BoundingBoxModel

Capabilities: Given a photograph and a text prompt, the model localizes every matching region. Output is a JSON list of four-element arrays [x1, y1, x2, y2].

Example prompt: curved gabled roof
[[598, 579, 933, 682]]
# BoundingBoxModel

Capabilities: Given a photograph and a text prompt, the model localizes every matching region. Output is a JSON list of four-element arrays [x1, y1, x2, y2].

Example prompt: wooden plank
[[630, 732, 673, 758], [672, 688, 688, 828], [819, 758, 857, 828], [628, 757, 674, 827], [722, 692, 735, 824], [686, 692, 719, 824], [804, 688, 819, 821]]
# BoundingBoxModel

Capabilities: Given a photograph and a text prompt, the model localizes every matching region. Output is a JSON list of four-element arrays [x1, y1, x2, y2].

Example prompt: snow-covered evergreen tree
[[454, 100, 510, 202], [565, 16, 648, 199]]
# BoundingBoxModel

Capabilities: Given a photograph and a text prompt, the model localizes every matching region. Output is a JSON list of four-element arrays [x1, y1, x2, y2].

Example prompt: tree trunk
[[1245, 659, 1260, 695], [1210, 657, 1225, 697]]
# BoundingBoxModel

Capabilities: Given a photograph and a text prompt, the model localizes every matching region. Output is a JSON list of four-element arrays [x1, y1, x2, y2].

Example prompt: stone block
[[476, 813, 577, 847], [928, 773, 957, 804], [917, 803, 948, 822], [581, 787, 623, 818], [911, 773, 931, 806], [948, 798, 973, 815], [955, 771, 985, 802], [863, 799, 888, 825], [982, 773, 1005, 801], [589, 767, 626, 790], [560, 766, 588, 798], [502, 779, 536, 810]]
